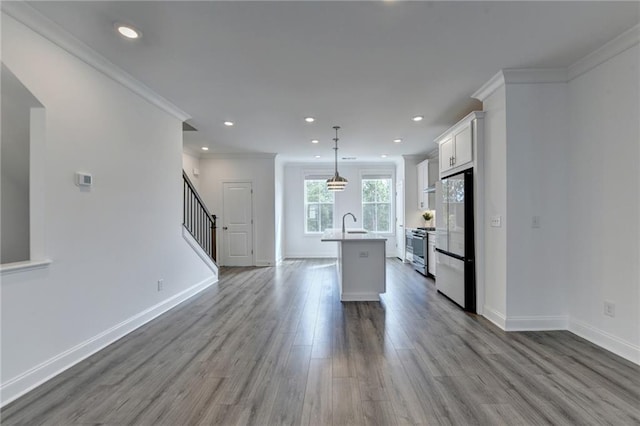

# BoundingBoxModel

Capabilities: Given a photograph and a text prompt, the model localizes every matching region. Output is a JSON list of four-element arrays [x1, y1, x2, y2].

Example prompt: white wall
[[274, 155, 285, 263], [198, 155, 276, 266], [394, 157, 406, 260], [481, 85, 508, 325], [567, 43, 639, 362], [0, 15, 215, 404], [284, 162, 397, 258], [284, 165, 338, 258], [402, 155, 428, 229], [1, 66, 41, 264], [182, 152, 201, 192], [475, 29, 639, 363], [505, 83, 569, 325]]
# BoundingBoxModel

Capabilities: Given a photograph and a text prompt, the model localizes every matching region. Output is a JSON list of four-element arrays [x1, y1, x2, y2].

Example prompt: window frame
[[303, 177, 335, 235], [360, 172, 394, 235]]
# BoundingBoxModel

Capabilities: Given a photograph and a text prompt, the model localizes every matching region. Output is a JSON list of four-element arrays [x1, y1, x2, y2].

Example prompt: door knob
[[223, 226, 228, 230]]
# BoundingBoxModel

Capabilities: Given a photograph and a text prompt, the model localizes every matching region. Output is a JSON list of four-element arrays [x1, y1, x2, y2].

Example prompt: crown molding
[[473, 68, 568, 102], [568, 24, 640, 81], [502, 68, 568, 84], [426, 147, 439, 159], [472, 71, 505, 102], [401, 154, 428, 161], [474, 24, 639, 101], [2, 3, 191, 122], [202, 152, 277, 160]]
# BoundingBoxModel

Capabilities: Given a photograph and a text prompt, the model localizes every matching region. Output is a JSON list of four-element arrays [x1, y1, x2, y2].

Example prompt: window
[[304, 179, 334, 233], [362, 177, 392, 233]]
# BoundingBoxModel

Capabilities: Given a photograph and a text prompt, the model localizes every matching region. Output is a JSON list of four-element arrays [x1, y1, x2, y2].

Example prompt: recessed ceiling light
[[412, 115, 424, 122], [315, 155, 321, 159], [304, 117, 315, 123], [393, 138, 402, 143], [381, 154, 388, 158], [311, 139, 319, 144], [201, 147, 209, 151], [116, 24, 141, 39], [223, 121, 234, 127]]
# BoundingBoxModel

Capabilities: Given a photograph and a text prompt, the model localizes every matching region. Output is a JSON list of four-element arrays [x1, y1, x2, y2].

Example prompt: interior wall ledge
[[568, 23, 640, 81], [0, 259, 52, 276], [1, 3, 191, 122]]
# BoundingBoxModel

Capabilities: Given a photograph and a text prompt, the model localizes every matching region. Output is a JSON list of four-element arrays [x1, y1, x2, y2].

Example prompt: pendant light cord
[[333, 126, 340, 176]]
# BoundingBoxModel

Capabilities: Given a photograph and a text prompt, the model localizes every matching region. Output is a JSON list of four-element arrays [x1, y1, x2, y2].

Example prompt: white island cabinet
[[321, 229, 387, 301]]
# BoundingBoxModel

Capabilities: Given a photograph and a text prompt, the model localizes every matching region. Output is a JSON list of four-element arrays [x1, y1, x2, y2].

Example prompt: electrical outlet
[[604, 301, 615, 317], [491, 216, 502, 227], [157, 279, 164, 292], [532, 215, 541, 229]]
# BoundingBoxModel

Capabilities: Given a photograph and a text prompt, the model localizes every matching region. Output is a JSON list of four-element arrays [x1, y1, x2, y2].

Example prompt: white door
[[222, 182, 253, 266], [395, 180, 404, 260]]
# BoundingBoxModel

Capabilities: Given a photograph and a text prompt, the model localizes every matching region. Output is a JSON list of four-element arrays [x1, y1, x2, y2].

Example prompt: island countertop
[[321, 229, 388, 242]]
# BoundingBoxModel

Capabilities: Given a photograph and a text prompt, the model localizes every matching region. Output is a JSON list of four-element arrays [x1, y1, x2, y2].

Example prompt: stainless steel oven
[[405, 229, 414, 261], [411, 229, 427, 275]]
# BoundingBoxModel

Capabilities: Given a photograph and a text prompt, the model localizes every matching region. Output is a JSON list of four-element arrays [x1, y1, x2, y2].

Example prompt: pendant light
[[327, 126, 348, 191]]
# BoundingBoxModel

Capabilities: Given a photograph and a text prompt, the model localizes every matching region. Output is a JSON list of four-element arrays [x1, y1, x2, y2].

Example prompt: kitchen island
[[321, 229, 387, 301]]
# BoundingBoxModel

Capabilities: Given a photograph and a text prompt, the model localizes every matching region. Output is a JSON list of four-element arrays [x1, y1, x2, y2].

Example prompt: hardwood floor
[[2, 259, 639, 425]]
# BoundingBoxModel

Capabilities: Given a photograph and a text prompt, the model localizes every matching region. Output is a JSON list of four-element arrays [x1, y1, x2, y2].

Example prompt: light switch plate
[[75, 172, 92, 187], [532, 215, 541, 228], [491, 216, 502, 227], [604, 301, 615, 317]]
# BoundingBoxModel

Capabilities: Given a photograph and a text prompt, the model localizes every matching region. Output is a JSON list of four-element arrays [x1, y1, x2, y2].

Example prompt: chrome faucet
[[342, 213, 357, 233]]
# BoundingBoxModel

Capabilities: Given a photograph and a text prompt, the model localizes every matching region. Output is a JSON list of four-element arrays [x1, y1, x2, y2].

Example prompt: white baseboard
[[505, 315, 568, 331], [569, 318, 640, 365], [482, 305, 507, 330], [182, 226, 218, 274], [285, 254, 337, 259], [341, 292, 380, 302], [0, 276, 217, 407]]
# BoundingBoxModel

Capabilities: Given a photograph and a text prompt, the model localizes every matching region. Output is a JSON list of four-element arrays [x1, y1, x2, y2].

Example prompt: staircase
[[182, 171, 216, 263]]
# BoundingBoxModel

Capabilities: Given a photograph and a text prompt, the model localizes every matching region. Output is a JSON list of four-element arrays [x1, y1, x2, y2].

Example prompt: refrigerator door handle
[[435, 247, 465, 261]]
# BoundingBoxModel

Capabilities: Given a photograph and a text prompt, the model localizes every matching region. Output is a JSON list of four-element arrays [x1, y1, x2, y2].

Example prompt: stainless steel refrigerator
[[435, 168, 476, 312]]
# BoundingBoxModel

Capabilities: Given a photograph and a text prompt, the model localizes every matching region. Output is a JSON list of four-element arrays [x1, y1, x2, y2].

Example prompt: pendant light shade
[[327, 126, 348, 191]]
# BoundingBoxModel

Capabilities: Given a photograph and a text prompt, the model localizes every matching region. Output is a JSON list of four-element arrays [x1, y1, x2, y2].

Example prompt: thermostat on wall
[[76, 172, 93, 187]]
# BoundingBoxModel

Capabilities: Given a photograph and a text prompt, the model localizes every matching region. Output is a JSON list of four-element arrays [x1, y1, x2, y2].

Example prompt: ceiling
[[24, 1, 640, 163]]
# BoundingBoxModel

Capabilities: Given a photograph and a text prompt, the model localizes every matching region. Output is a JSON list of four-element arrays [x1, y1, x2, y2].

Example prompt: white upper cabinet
[[417, 159, 438, 210], [417, 159, 429, 210], [453, 125, 473, 166], [439, 136, 454, 173], [437, 111, 484, 178]]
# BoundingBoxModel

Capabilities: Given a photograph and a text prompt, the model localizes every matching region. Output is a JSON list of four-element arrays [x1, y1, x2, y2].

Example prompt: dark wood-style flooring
[[2, 259, 639, 425]]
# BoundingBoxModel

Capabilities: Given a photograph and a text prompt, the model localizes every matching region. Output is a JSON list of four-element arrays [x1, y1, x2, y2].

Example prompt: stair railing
[[183, 171, 216, 263]]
